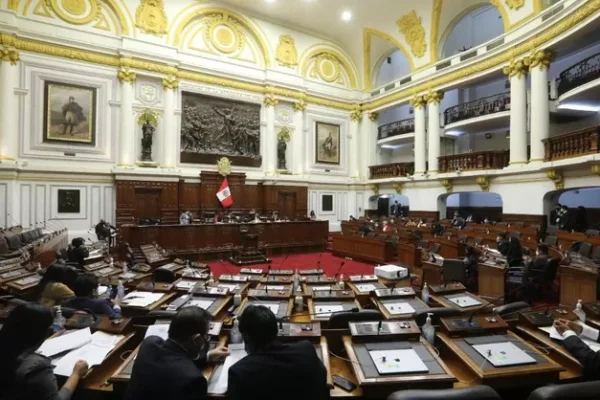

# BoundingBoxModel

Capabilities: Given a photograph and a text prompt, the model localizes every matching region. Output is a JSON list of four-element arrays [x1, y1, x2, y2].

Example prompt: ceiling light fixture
[[341, 10, 352, 22], [264, 0, 276, 3]]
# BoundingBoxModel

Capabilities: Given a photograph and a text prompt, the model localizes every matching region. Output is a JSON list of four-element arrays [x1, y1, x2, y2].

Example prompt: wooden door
[[135, 189, 161, 220], [277, 192, 297, 219]]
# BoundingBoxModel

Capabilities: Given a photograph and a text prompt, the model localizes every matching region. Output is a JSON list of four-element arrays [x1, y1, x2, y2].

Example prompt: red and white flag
[[216, 178, 233, 208]]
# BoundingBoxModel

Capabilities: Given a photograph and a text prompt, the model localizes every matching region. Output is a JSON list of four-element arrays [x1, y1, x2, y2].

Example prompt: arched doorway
[[439, 192, 503, 222], [543, 187, 600, 231], [368, 194, 409, 217]]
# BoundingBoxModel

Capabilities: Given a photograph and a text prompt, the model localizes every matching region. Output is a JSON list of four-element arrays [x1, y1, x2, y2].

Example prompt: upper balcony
[[544, 125, 600, 161], [555, 51, 600, 113], [438, 150, 509, 173], [369, 163, 414, 180], [377, 118, 415, 145], [444, 92, 511, 135]]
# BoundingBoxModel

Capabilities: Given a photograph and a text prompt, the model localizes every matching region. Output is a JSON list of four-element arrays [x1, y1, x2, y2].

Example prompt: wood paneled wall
[[115, 172, 309, 226]]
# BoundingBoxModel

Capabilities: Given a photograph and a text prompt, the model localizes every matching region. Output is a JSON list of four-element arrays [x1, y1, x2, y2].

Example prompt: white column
[[292, 102, 305, 174], [426, 91, 443, 173], [0, 47, 20, 161], [360, 113, 377, 179], [117, 68, 136, 167], [528, 50, 554, 163], [504, 59, 528, 166], [264, 94, 277, 174], [412, 95, 427, 174], [161, 76, 178, 168], [349, 110, 361, 178]]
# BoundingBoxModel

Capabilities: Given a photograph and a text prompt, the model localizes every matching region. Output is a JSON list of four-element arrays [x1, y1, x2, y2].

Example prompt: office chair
[[417, 240, 429, 250], [543, 235, 557, 247], [442, 259, 466, 285], [153, 268, 177, 283], [578, 241, 592, 258], [414, 307, 464, 327], [328, 310, 383, 353], [592, 246, 600, 264], [584, 229, 599, 236], [492, 301, 529, 319], [388, 385, 501, 400], [430, 243, 441, 254], [527, 381, 600, 400]]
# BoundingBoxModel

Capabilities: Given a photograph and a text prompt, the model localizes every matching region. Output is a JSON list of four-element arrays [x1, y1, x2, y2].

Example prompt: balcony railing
[[438, 150, 509, 173], [557, 52, 600, 97], [444, 92, 511, 125], [369, 163, 415, 179], [543, 125, 600, 161], [377, 118, 415, 140]]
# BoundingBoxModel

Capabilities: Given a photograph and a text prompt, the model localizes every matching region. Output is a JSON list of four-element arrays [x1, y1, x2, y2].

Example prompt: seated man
[[62, 273, 122, 319], [228, 305, 328, 400], [179, 211, 192, 225], [126, 307, 229, 400], [496, 232, 510, 256], [554, 319, 600, 379], [358, 223, 371, 236], [67, 237, 89, 268], [95, 219, 115, 246]]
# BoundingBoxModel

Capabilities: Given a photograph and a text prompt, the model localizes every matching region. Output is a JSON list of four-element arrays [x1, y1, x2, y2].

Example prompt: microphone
[[333, 261, 345, 282], [266, 263, 272, 293], [466, 280, 531, 325], [377, 320, 383, 335], [317, 252, 322, 271]]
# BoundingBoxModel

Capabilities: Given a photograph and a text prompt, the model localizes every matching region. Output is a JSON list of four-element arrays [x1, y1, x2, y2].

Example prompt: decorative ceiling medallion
[[397, 10, 427, 58], [313, 52, 341, 83], [135, 0, 168, 36], [205, 14, 246, 54], [275, 35, 298, 68], [46, 0, 102, 25], [505, 0, 525, 10]]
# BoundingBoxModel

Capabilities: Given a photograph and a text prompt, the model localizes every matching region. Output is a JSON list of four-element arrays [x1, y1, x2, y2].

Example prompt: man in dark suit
[[228, 305, 328, 400], [126, 307, 229, 400], [496, 232, 510, 256], [554, 319, 600, 379], [67, 237, 89, 268], [95, 219, 115, 246]]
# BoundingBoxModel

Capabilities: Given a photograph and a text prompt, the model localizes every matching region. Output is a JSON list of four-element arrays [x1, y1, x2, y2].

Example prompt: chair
[[328, 310, 383, 353], [584, 229, 599, 236], [527, 381, 600, 400], [417, 240, 429, 250], [153, 268, 176, 283], [388, 385, 501, 400], [492, 301, 529, 319], [578, 241, 592, 258], [414, 307, 464, 326], [430, 243, 441, 254], [544, 235, 557, 247], [442, 259, 466, 285], [592, 246, 600, 264]]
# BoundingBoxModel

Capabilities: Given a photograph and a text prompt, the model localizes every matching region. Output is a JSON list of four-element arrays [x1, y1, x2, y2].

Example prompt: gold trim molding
[[0, 46, 19, 65], [392, 183, 403, 194], [368, 112, 378, 122], [410, 94, 426, 109], [441, 178, 453, 193], [525, 49, 556, 70], [293, 100, 307, 112], [135, 0, 168, 36], [162, 74, 179, 90], [591, 164, 600, 176], [425, 90, 444, 105], [397, 10, 427, 58], [275, 34, 298, 68], [117, 66, 136, 83], [350, 109, 362, 122], [367, 184, 379, 195], [546, 169, 564, 190], [503, 58, 528, 78], [476, 176, 490, 192], [505, 0, 525, 10]]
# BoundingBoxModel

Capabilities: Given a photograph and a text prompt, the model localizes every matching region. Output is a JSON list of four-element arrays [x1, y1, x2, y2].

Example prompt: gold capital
[[476, 176, 490, 192], [368, 112, 378, 122], [425, 90, 444, 105], [503, 58, 528, 79], [410, 95, 426, 109], [441, 178, 453, 193], [546, 169, 564, 190], [367, 184, 379, 195], [392, 183, 403, 194], [293, 100, 307, 112], [525, 49, 555, 71], [350, 109, 362, 122], [264, 93, 278, 107], [0, 47, 19, 65], [118, 67, 136, 84], [162, 75, 179, 90]]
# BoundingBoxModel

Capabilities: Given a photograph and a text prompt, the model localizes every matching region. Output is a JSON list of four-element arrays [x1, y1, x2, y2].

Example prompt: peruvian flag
[[216, 178, 233, 208]]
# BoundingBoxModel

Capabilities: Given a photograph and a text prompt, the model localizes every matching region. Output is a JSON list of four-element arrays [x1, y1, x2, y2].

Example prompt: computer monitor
[[203, 212, 215, 222]]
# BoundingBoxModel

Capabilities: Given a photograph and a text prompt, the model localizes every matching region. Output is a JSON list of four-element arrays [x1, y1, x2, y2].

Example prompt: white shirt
[[564, 324, 600, 341]]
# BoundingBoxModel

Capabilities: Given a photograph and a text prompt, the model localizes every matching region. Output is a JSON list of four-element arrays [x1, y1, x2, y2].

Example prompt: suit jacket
[[67, 246, 89, 267], [125, 337, 208, 400], [497, 240, 510, 256], [564, 335, 600, 379], [228, 341, 328, 400]]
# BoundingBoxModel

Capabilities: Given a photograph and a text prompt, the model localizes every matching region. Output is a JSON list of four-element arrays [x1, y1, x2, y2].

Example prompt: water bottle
[[233, 293, 242, 307], [208, 272, 215, 284], [295, 295, 304, 312], [117, 280, 125, 301], [422, 313, 436, 345], [293, 270, 300, 291], [52, 306, 66, 332], [339, 274, 345, 289], [574, 299, 586, 323], [230, 319, 243, 344], [421, 282, 430, 304]]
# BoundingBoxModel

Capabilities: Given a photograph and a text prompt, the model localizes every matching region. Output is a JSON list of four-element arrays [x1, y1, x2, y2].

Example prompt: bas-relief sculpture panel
[[180, 92, 262, 167]]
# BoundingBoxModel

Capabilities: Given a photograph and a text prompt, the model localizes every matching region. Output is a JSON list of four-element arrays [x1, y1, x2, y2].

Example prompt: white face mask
[[536, 251, 540, 256]]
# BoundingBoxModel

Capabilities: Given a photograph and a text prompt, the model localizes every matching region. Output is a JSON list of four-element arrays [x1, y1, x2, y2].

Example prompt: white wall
[[442, 5, 503, 59], [376, 50, 412, 88], [309, 189, 364, 231], [378, 105, 412, 126], [380, 143, 414, 164]]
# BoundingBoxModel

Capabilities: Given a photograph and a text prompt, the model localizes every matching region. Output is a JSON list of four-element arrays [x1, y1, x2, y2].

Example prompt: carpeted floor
[[208, 251, 376, 278]]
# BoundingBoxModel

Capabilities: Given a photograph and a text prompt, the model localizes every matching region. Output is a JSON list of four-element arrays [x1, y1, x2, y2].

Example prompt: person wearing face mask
[[228, 305, 328, 400], [522, 244, 550, 285], [496, 232, 510, 256], [62, 273, 121, 319], [126, 307, 229, 400]]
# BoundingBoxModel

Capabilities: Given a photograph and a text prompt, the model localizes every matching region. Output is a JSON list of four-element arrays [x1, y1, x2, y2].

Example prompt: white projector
[[375, 264, 409, 280]]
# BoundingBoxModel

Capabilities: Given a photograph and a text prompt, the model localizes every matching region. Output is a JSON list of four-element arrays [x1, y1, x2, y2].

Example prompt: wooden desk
[[120, 292, 177, 317], [431, 237, 466, 259], [420, 260, 443, 286], [398, 241, 421, 268], [430, 292, 489, 313], [332, 234, 396, 264], [558, 263, 598, 308], [557, 231, 587, 250], [120, 221, 328, 259], [478, 261, 507, 303]]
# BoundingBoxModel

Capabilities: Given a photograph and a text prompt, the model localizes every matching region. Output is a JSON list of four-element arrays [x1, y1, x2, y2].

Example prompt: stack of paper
[[40, 329, 124, 377], [145, 324, 169, 340], [207, 344, 247, 394], [539, 325, 600, 352], [122, 291, 164, 307]]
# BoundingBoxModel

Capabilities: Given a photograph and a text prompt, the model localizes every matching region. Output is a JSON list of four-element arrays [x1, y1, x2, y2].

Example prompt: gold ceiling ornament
[[368, 112, 379, 122], [293, 100, 307, 112], [117, 67, 136, 84], [505, 0, 525, 10], [312, 52, 342, 83], [397, 10, 427, 58], [502, 58, 528, 79], [0, 47, 20, 65], [367, 184, 379, 195], [476, 176, 490, 192], [204, 13, 246, 55], [45, 0, 102, 25], [425, 90, 444, 105], [546, 169, 564, 190], [8, 0, 19, 11], [275, 35, 298, 68], [217, 157, 232, 177], [525, 49, 556, 70], [591, 164, 600, 176], [441, 178, 453, 193], [136, 108, 159, 126], [264, 86, 278, 107], [410, 94, 426, 109], [392, 183, 403, 194], [162, 74, 179, 90], [135, 0, 168, 36], [350, 109, 362, 122]]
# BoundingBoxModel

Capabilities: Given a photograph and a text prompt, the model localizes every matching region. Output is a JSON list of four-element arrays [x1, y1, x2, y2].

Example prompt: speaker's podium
[[230, 226, 269, 266]]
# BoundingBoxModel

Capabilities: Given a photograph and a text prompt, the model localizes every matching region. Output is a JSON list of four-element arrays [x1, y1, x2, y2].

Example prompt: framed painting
[[57, 189, 80, 213], [315, 122, 340, 165], [43, 81, 97, 145]]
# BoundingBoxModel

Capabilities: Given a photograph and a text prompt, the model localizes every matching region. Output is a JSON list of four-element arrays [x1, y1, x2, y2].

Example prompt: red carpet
[[209, 252, 376, 278]]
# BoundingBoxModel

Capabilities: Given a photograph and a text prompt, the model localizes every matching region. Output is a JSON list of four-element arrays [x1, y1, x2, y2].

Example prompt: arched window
[[375, 50, 412, 88], [441, 5, 503, 59]]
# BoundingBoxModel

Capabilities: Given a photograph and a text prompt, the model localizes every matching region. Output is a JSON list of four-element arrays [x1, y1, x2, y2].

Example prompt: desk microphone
[[266, 262, 272, 293], [466, 280, 530, 325], [333, 261, 345, 282], [377, 320, 383, 335], [317, 252, 322, 271]]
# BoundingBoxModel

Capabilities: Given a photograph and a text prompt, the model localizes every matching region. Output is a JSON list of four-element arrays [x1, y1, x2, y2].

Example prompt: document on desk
[[38, 328, 92, 358], [145, 324, 170, 340], [207, 344, 247, 395], [52, 331, 124, 376], [539, 325, 600, 352], [122, 291, 164, 307]]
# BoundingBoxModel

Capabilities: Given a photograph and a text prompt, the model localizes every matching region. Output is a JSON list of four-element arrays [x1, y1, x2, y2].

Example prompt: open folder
[[51, 331, 124, 376]]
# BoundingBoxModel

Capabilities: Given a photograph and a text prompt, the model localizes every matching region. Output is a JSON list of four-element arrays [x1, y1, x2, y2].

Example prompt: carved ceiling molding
[[546, 169, 564, 190], [397, 10, 427, 58], [275, 34, 298, 68], [135, 0, 168, 36]]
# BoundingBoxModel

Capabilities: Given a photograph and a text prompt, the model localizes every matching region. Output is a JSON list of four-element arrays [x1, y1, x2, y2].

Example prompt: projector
[[375, 264, 409, 280]]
